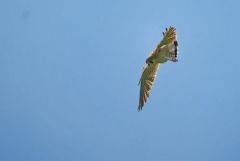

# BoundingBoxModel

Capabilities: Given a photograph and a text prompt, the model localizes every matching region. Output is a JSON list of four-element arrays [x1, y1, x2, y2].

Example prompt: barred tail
[[174, 40, 178, 57]]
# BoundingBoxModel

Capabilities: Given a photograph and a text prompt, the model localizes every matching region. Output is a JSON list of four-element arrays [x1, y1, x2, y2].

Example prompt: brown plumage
[[138, 27, 178, 111]]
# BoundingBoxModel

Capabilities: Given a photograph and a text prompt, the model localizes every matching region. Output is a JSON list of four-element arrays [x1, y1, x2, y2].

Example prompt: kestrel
[[138, 26, 178, 111]]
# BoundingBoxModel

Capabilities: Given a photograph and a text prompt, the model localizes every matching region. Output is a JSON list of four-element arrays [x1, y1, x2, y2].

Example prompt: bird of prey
[[138, 26, 178, 111]]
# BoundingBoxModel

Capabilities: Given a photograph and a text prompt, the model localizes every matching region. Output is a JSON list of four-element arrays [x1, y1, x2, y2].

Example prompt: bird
[[138, 26, 178, 111]]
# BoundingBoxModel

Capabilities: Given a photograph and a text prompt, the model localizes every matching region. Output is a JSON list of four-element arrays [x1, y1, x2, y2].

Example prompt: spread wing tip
[[138, 103, 144, 112]]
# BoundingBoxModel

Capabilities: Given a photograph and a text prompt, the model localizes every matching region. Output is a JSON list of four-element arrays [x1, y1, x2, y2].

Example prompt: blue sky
[[1, 0, 240, 161]]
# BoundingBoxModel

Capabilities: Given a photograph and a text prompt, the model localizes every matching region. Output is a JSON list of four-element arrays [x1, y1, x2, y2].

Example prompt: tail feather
[[174, 40, 178, 57]]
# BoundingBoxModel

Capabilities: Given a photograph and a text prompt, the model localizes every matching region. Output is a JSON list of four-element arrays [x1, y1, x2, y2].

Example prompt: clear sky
[[1, 0, 240, 161]]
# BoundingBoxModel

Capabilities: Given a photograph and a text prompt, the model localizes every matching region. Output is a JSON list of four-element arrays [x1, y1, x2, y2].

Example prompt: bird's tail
[[166, 40, 178, 61], [174, 40, 178, 58]]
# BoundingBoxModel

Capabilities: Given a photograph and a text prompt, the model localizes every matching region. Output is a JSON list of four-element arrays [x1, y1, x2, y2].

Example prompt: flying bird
[[138, 26, 178, 111]]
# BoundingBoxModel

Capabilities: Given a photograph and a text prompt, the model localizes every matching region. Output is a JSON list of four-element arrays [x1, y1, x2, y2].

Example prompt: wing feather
[[155, 27, 177, 55], [138, 63, 160, 111]]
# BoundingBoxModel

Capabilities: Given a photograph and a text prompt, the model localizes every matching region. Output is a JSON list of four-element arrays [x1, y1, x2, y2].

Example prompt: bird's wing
[[155, 27, 177, 55], [138, 62, 160, 111]]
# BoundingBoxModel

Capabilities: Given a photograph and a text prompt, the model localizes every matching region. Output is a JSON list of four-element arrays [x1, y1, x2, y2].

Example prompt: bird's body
[[138, 27, 178, 111]]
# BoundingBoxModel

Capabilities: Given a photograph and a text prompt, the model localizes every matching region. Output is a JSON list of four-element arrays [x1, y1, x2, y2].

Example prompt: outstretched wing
[[138, 63, 160, 111], [154, 27, 177, 55]]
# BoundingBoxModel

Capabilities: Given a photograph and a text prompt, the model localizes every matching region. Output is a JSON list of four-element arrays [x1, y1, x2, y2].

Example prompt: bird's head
[[145, 54, 155, 64]]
